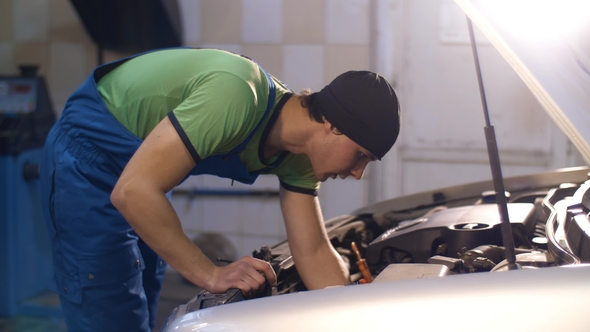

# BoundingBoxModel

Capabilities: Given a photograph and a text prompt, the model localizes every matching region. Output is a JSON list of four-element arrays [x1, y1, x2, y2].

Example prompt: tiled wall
[[0, 0, 371, 114], [188, 0, 371, 93], [1, 0, 373, 258]]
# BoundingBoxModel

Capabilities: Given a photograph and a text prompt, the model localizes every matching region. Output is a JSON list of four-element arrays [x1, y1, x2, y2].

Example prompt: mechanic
[[39, 48, 400, 331]]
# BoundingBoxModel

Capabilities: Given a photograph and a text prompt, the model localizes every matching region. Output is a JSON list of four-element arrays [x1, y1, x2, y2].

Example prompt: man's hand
[[208, 256, 276, 298]]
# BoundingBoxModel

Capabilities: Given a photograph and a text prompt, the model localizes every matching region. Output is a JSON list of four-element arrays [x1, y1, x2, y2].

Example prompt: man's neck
[[265, 95, 316, 157]]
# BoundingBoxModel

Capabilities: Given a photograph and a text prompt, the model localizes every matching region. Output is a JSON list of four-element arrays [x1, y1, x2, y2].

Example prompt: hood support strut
[[466, 17, 518, 270]]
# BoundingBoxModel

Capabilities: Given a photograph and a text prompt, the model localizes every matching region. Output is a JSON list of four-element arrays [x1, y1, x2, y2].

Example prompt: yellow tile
[[200, 0, 242, 44], [0, 0, 13, 42], [14, 42, 50, 77], [284, 0, 325, 44], [242, 44, 283, 80], [324, 45, 369, 81], [49, 0, 89, 43]]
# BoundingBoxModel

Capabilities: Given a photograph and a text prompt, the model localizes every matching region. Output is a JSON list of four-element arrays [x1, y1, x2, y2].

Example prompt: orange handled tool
[[351, 242, 373, 283]]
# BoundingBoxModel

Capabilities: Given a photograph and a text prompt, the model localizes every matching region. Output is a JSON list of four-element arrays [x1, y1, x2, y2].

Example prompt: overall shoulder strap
[[229, 68, 276, 154]]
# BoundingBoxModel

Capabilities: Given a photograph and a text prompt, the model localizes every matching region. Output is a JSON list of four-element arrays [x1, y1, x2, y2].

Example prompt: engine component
[[542, 180, 590, 265], [351, 242, 373, 283], [372, 264, 450, 283], [491, 251, 556, 271], [565, 181, 590, 262], [366, 203, 536, 266]]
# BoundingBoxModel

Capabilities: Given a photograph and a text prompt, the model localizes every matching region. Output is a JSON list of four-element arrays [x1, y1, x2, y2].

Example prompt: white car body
[[167, 264, 590, 331]]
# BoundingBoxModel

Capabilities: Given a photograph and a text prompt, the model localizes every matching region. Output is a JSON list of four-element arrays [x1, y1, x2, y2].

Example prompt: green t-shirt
[[96, 48, 319, 194]]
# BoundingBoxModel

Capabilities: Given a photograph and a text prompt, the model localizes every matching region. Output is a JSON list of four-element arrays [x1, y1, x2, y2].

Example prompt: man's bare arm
[[111, 116, 275, 296], [279, 187, 349, 289]]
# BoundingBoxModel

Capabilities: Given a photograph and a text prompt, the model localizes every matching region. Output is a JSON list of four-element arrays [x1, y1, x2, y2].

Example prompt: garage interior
[[1, 0, 586, 331]]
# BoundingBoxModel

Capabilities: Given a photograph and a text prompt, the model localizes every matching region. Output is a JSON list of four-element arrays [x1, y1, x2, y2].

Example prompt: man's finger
[[236, 280, 253, 298], [242, 257, 277, 286]]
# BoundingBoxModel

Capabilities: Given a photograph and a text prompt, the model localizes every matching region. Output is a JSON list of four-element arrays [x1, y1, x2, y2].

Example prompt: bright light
[[479, 0, 590, 42]]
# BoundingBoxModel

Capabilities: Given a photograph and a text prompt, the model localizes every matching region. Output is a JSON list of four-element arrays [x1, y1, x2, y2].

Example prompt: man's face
[[311, 124, 376, 182]]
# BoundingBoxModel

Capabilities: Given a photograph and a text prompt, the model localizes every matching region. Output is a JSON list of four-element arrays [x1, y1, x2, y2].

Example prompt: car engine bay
[[165, 167, 590, 317]]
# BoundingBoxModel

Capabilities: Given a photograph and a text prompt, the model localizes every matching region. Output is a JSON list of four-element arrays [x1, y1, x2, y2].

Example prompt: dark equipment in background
[[0, 65, 54, 155], [69, 0, 183, 65], [0, 65, 60, 317]]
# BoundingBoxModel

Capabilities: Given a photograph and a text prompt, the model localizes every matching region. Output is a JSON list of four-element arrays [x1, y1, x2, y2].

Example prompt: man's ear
[[322, 117, 343, 135], [322, 116, 333, 133], [331, 126, 343, 135]]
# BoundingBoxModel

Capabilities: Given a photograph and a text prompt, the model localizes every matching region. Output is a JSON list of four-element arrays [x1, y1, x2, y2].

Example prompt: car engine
[[164, 167, 590, 316]]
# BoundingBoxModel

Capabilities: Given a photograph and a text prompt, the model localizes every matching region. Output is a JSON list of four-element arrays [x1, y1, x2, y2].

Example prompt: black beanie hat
[[316, 71, 401, 160]]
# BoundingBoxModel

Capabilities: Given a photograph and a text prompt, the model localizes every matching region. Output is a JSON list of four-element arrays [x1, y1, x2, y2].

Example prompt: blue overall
[[40, 51, 277, 331]]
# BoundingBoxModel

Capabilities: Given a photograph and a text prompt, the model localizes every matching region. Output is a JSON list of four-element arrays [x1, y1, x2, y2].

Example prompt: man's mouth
[[318, 173, 340, 182]]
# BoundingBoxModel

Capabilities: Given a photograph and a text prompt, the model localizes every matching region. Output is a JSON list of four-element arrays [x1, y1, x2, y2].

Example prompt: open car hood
[[454, 0, 590, 164]]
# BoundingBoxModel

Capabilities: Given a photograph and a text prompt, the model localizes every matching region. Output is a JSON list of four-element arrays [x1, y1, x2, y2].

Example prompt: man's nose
[[351, 162, 368, 180]]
